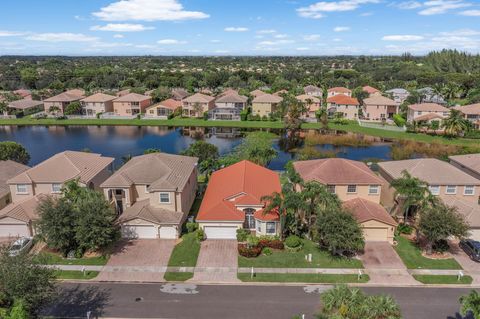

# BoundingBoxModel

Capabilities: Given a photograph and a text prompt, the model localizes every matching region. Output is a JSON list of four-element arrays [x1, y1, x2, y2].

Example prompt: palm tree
[[460, 290, 480, 319], [315, 107, 329, 133], [443, 109, 469, 137], [0, 101, 8, 116]]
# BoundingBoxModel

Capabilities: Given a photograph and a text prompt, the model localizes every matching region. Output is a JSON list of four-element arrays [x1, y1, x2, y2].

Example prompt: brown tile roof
[[8, 151, 114, 185], [273, 89, 288, 96], [304, 85, 322, 93], [81, 93, 116, 103], [408, 103, 449, 112], [44, 92, 84, 103], [343, 198, 397, 226], [116, 89, 131, 97], [13, 89, 31, 98], [172, 88, 189, 100], [118, 199, 186, 225], [250, 89, 266, 98], [148, 98, 182, 110], [0, 161, 29, 198], [454, 103, 480, 115], [449, 154, 480, 175], [196, 160, 281, 222], [293, 158, 383, 185], [296, 94, 321, 103], [327, 94, 359, 106], [0, 194, 46, 223], [101, 153, 197, 191], [363, 95, 397, 106], [8, 99, 43, 110], [113, 93, 151, 103], [183, 93, 215, 103], [65, 89, 85, 97], [328, 87, 351, 94], [414, 113, 444, 122], [252, 93, 283, 104], [441, 197, 480, 228], [220, 88, 238, 96], [378, 158, 480, 185], [215, 93, 248, 104], [362, 86, 381, 94]]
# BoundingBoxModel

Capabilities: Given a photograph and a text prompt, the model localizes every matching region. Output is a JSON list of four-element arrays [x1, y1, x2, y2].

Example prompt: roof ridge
[[62, 152, 82, 177]]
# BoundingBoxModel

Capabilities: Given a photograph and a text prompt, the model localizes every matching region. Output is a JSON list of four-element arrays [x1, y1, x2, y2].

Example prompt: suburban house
[[219, 88, 238, 97], [172, 88, 189, 101], [386, 88, 410, 104], [449, 154, 480, 180], [362, 95, 399, 121], [145, 99, 182, 119], [112, 93, 151, 116], [273, 89, 288, 96], [250, 89, 266, 98], [252, 93, 283, 118], [362, 86, 381, 96], [13, 89, 32, 100], [296, 94, 321, 120], [182, 93, 215, 118], [0, 151, 114, 238], [209, 93, 248, 120], [7, 99, 44, 116], [327, 94, 360, 120], [116, 89, 131, 97], [406, 103, 450, 123], [65, 89, 86, 97], [43, 91, 84, 115], [100, 153, 198, 239], [80, 93, 116, 116], [0, 161, 29, 209], [196, 160, 281, 239], [417, 87, 447, 105], [293, 158, 396, 243], [304, 85, 322, 97], [327, 87, 352, 98], [454, 103, 480, 129]]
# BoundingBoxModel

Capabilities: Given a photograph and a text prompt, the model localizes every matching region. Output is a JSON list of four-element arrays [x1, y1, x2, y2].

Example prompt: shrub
[[136, 114, 142, 120], [196, 229, 205, 241], [262, 247, 272, 256], [246, 234, 260, 247], [259, 239, 284, 250], [285, 235, 302, 248], [203, 111, 209, 121], [261, 115, 268, 121], [238, 244, 262, 258], [396, 223, 413, 235], [186, 222, 198, 233], [236, 228, 250, 242], [432, 239, 450, 253], [332, 118, 349, 125], [240, 109, 248, 121], [96, 112, 102, 119], [393, 114, 406, 127]]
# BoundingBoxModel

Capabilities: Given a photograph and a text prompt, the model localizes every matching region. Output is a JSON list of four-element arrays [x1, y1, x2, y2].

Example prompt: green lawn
[[413, 275, 473, 285], [167, 231, 200, 267], [238, 273, 369, 283], [36, 251, 109, 266], [238, 239, 363, 269], [54, 270, 99, 280], [394, 236, 462, 270], [163, 272, 194, 282]]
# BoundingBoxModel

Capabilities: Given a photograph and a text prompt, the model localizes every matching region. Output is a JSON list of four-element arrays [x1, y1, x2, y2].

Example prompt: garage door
[[363, 227, 388, 242], [159, 226, 177, 239], [204, 226, 237, 239], [121, 225, 157, 239], [0, 224, 30, 238], [469, 229, 480, 241]]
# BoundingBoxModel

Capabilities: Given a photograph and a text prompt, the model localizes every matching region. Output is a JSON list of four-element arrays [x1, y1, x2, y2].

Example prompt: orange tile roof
[[327, 94, 359, 106], [328, 87, 351, 93], [343, 198, 397, 226], [157, 98, 182, 110], [362, 86, 380, 94], [196, 160, 281, 222]]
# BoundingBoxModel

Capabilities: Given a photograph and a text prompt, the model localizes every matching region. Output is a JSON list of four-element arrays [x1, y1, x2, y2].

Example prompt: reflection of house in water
[[180, 127, 210, 139], [211, 127, 241, 138], [142, 126, 174, 137]]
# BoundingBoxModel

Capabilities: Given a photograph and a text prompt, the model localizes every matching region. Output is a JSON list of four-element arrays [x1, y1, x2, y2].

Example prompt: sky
[[0, 0, 479, 56]]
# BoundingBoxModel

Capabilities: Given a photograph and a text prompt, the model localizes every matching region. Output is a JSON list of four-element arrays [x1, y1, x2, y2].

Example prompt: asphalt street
[[42, 282, 476, 319]]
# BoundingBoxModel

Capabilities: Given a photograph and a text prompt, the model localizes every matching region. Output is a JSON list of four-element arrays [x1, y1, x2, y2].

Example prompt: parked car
[[8, 237, 33, 256], [459, 239, 480, 262]]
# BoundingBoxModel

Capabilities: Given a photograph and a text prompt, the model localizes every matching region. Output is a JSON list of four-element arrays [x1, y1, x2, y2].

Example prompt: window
[[428, 185, 440, 195], [51, 183, 62, 193], [446, 185, 457, 195], [257, 221, 261, 232], [464, 185, 475, 196], [16, 184, 28, 194], [145, 185, 150, 193], [347, 185, 357, 194], [115, 189, 123, 195], [266, 222, 276, 234], [244, 208, 256, 229], [159, 192, 170, 203], [327, 185, 336, 194], [369, 185, 380, 195]]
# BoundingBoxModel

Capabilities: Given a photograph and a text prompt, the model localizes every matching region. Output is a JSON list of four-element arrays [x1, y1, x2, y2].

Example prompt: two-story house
[[43, 91, 84, 115], [304, 85, 322, 97], [450, 154, 480, 180], [101, 153, 198, 239], [327, 87, 352, 98], [196, 160, 281, 239], [0, 161, 29, 210], [406, 103, 450, 123], [252, 93, 283, 118], [209, 93, 248, 120], [250, 89, 266, 99], [363, 86, 381, 96], [327, 94, 360, 120], [293, 158, 396, 243], [171, 88, 189, 101], [113, 93, 151, 116], [454, 103, 480, 130], [296, 94, 321, 121], [386, 88, 410, 104], [363, 95, 399, 121], [0, 151, 114, 238], [80, 93, 116, 116], [182, 93, 215, 118]]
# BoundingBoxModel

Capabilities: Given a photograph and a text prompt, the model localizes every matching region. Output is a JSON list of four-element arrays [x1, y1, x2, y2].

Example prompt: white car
[[9, 237, 33, 256]]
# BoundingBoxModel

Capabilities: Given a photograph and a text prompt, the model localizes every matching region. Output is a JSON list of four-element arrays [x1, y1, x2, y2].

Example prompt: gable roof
[[215, 93, 248, 104], [0, 194, 46, 223], [449, 154, 480, 175], [183, 93, 215, 103], [81, 93, 117, 103], [8, 99, 43, 110], [44, 92, 84, 103], [327, 94, 359, 106], [328, 87, 351, 94], [414, 113, 444, 122], [408, 103, 449, 112], [250, 89, 266, 97], [8, 151, 114, 185], [0, 161, 29, 198], [454, 103, 480, 115], [101, 152, 197, 192], [343, 198, 397, 226], [118, 199, 186, 225], [363, 86, 381, 94], [252, 93, 283, 104], [363, 95, 397, 106], [147, 99, 182, 111], [304, 85, 322, 93], [113, 93, 151, 103], [378, 158, 480, 185], [196, 160, 281, 222], [296, 94, 321, 103], [293, 158, 383, 185]]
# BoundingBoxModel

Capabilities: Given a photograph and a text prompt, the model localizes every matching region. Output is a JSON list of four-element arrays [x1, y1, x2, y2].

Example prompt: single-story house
[[145, 99, 182, 119], [7, 99, 44, 116]]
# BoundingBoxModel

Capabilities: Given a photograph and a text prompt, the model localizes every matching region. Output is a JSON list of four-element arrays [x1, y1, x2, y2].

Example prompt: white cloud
[[460, 9, 480, 16], [334, 26, 350, 32], [210, 39, 221, 43], [395, 1, 422, 9], [303, 34, 321, 41], [382, 34, 424, 41], [257, 29, 277, 34], [257, 39, 294, 46], [157, 39, 186, 44], [113, 34, 125, 38], [93, 0, 209, 21], [25, 33, 99, 42], [296, 47, 310, 51], [0, 31, 25, 37], [419, 0, 471, 15], [91, 23, 154, 32], [224, 27, 249, 32], [297, 0, 380, 19], [274, 34, 289, 39]]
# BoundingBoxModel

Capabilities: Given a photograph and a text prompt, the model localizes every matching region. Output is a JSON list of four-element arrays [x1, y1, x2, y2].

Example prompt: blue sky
[[0, 0, 479, 56]]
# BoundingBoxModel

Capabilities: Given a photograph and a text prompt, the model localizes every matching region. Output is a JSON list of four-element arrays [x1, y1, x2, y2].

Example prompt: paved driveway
[[191, 240, 239, 283], [450, 242, 480, 284], [96, 239, 175, 282]]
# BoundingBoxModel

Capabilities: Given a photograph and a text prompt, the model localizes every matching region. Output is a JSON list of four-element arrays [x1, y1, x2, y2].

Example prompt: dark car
[[459, 239, 480, 262]]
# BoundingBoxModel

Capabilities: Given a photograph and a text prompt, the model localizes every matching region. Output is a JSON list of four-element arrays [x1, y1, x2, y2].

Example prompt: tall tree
[[0, 141, 30, 164]]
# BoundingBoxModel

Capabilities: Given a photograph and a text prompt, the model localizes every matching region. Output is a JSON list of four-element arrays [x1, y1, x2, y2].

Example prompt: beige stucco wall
[[361, 219, 396, 244], [328, 103, 358, 120], [332, 185, 382, 203], [182, 101, 215, 117], [44, 101, 68, 114], [255, 220, 280, 236], [363, 104, 388, 121], [198, 222, 243, 230], [82, 101, 114, 115], [113, 99, 151, 116], [252, 102, 276, 117]]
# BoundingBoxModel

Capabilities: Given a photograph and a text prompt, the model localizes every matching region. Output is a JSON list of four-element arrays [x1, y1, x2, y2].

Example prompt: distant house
[[296, 94, 321, 120], [0, 161, 29, 210], [252, 93, 283, 118], [304, 85, 322, 97], [406, 103, 449, 123], [13, 89, 32, 100], [454, 103, 480, 130], [65, 89, 86, 97], [80, 93, 116, 116], [250, 89, 266, 98], [209, 93, 248, 121], [362, 86, 381, 96], [113, 93, 151, 116], [116, 89, 131, 97], [101, 153, 198, 239], [172, 88, 189, 101], [386, 88, 410, 104], [417, 87, 447, 105], [196, 160, 281, 239], [449, 154, 480, 180], [362, 95, 399, 121], [327, 87, 352, 98], [273, 89, 288, 96], [43, 91, 84, 115], [182, 93, 215, 118], [327, 94, 360, 120], [219, 88, 238, 97], [145, 99, 182, 119], [7, 99, 44, 116]]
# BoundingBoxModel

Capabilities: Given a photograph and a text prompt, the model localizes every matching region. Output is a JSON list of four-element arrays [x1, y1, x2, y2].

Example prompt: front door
[[243, 208, 256, 230]]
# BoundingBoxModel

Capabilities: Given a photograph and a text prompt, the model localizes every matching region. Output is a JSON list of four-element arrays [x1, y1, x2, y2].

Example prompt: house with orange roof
[[196, 160, 282, 239], [296, 94, 321, 121], [362, 85, 381, 96], [327, 94, 360, 120], [327, 87, 352, 98], [145, 99, 182, 119]]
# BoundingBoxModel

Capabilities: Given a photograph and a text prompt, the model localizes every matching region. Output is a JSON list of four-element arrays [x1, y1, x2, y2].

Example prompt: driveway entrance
[[191, 240, 239, 283]]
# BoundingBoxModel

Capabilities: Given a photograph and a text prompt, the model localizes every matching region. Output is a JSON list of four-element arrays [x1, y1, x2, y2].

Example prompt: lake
[[0, 126, 394, 170]]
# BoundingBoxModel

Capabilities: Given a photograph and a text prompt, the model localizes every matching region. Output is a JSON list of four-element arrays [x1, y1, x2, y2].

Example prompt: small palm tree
[[315, 107, 328, 133], [443, 109, 469, 137], [0, 101, 8, 116]]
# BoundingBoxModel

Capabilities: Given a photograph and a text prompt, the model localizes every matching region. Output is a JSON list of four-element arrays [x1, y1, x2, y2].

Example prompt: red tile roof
[[158, 98, 182, 110], [343, 198, 397, 226], [362, 86, 380, 94], [327, 94, 359, 106], [328, 87, 351, 93]]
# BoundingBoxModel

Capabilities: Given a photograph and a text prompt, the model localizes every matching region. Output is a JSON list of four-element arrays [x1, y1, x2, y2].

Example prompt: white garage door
[[0, 224, 30, 238], [159, 226, 177, 239], [121, 225, 157, 239], [363, 227, 388, 242], [469, 229, 480, 241], [204, 226, 237, 239]]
